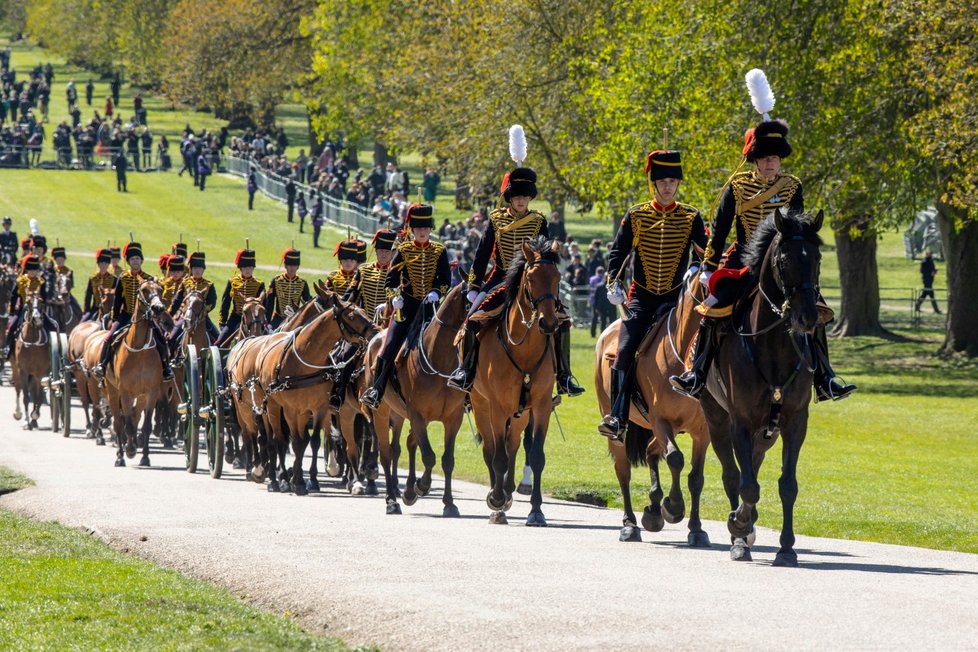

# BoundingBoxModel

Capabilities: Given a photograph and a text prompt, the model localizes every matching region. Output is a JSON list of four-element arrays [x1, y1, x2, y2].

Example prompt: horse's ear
[[774, 208, 785, 233], [257, 291, 266, 303], [521, 240, 533, 261], [812, 209, 824, 233], [313, 281, 329, 301]]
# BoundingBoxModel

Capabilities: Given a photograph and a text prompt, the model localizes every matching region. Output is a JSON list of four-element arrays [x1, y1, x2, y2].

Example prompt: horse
[[11, 292, 51, 430], [594, 279, 712, 545], [157, 289, 211, 450], [468, 237, 561, 525], [102, 280, 174, 467], [257, 294, 376, 495], [48, 270, 82, 334], [0, 264, 17, 381], [361, 283, 469, 516], [696, 208, 824, 566], [66, 287, 115, 441]]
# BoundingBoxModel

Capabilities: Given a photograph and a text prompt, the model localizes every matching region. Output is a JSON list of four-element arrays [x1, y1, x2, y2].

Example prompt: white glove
[[683, 265, 700, 284], [466, 289, 479, 303], [607, 283, 625, 306], [699, 270, 713, 288], [374, 303, 386, 319], [391, 296, 404, 310], [425, 291, 440, 304]]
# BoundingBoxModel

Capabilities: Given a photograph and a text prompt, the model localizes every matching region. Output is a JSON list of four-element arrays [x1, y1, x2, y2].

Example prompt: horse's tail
[[625, 422, 653, 468]]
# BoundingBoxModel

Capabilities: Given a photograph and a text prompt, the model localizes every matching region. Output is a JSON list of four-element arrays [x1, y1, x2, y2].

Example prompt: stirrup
[[815, 376, 857, 403], [446, 368, 473, 392], [92, 363, 105, 378], [669, 371, 705, 398], [557, 373, 585, 397], [360, 388, 381, 409], [598, 416, 626, 445]]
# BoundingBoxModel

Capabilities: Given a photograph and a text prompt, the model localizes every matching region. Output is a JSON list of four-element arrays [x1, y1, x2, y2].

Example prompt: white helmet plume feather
[[509, 124, 527, 166], [29, 218, 40, 236], [745, 68, 775, 121]]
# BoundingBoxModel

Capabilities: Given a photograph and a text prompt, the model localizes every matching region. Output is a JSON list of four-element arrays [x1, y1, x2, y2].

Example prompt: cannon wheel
[[183, 344, 201, 473], [204, 346, 226, 479], [48, 330, 62, 433], [59, 332, 71, 437]]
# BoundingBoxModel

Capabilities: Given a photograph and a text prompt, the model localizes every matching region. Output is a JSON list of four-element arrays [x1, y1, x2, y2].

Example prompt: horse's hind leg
[[774, 427, 805, 567], [412, 416, 436, 498], [401, 429, 421, 506], [138, 407, 153, 467], [727, 424, 759, 561], [642, 455, 665, 533], [287, 424, 309, 496], [686, 433, 711, 547]]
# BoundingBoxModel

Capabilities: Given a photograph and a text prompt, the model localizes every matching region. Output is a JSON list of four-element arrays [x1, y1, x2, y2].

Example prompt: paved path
[[1, 381, 977, 650]]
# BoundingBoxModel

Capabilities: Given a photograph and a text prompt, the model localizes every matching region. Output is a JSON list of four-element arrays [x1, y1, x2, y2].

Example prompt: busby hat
[[20, 238, 31, 251], [355, 240, 368, 263], [21, 255, 40, 272], [189, 251, 206, 269], [168, 255, 186, 272], [372, 229, 397, 250], [282, 248, 301, 266], [123, 242, 143, 260], [2, 216, 11, 225], [96, 248, 112, 264], [172, 242, 189, 258], [404, 203, 434, 229], [158, 254, 171, 272], [31, 234, 47, 250], [742, 68, 792, 162], [109, 247, 122, 259], [333, 240, 360, 261], [502, 167, 538, 201], [646, 150, 683, 181], [52, 246, 66, 259], [235, 249, 256, 268]]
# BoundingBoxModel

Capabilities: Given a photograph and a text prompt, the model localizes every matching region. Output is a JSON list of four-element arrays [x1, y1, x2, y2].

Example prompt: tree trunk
[[936, 203, 978, 357], [373, 143, 392, 168], [346, 143, 359, 169], [831, 225, 888, 337]]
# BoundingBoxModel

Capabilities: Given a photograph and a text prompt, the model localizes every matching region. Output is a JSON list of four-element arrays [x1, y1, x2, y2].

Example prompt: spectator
[[140, 127, 153, 168], [247, 167, 258, 209], [158, 134, 171, 170], [85, 79, 94, 106], [549, 211, 567, 242], [589, 267, 615, 336], [114, 149, 128, 192], [311, 193, 324, 247], [285, 176, 296, 222], [104, 96, 113, 118], [297, 191, 308, 233], [564, 253, 585, 286], [196, 147, 211, 191], [915, 249, 941, 314], [423, 167, 441, 202]]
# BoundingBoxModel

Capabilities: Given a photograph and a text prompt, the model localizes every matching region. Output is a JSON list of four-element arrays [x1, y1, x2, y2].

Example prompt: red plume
[[645, 150, 666, 175], [499, 172, 511, 195], [742, 128, 756, 157]]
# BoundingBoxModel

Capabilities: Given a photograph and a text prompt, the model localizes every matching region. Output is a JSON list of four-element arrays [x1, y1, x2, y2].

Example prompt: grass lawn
[[0, 468, 360, 651]]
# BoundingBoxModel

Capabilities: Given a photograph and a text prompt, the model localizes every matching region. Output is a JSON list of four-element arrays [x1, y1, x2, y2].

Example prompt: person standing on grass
[[247, 167, 258, 209], [285, 176, 297, 222], [114, 149, 128, 192], [104, 96, 113, 118], [85, 79, 94, 106], [110, 73, 120, 107], [915, 249, 941, 314], [296, 191, 308, 233], [140, 127, 153, 169], [311, 193, 324, 248], [196, 147, 211, 191]]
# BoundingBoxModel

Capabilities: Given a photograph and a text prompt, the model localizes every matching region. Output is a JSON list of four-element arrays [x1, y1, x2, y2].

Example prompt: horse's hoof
[[516, 482, 532, 496], [125, 449, 136, 460], [305, 478, 320, 493], [730, 539, 752, 562], [29, 420, 38, 430], [489, 511, 508, 525], [620, 523, 642, 542], [414, 479, 430, 498], [364, 481, 378, 496], [502, 494, 514, 512], [291, 482, 308, 496], [267, 482, 281, 493], [231, 457, 243, 470], [224, 449, 236, 465], [687, 531, 712, 548], [662, 496, 685, 524], [138, 456, 150, 467], [526, 511, 548, 527], [350, 482, 365, 496], [773, 550, 798, 567], [486, 491, 506, 512], [402, 486, 418, 506], [95, 437, 105, 446], [727, 511, 753, 540], [114, 458, 125, 467], [443, 504, 460, 518], [386, 501, 402, 515], [13, 411, 22, 420], [245, 471, 253, 482], [642, 505, 665, 533]]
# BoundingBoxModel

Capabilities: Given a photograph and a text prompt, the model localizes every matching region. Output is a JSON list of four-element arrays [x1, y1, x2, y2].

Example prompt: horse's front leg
[[287, 419, 308, 496], [401, 426, 421, 507], [440, 412, 463, 518], [517, 417, 533, 495], [138, 403, 153, 467], [686, 431, 712, 548], [728, 424, 759, 561], [660, 427, 687, 526], [525, 411, 549, 527], [774, 422, 807, 567], [412, 414, 437, 499]]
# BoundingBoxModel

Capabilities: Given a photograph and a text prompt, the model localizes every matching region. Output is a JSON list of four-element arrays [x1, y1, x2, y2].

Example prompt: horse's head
[[507, 237, 561, 334], [138, 280, 173, 329], [754, 209, 824, 334], [98, 287, 115, 315], [329, 293, 379, 345], [27, 291, 44, 328], [240, 294, 268, 337]]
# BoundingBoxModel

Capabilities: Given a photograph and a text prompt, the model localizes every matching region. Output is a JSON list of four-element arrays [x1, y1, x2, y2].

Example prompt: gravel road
[[1, 382, 976, 650]]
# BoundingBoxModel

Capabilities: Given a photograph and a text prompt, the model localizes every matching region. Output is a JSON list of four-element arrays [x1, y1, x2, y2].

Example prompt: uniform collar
[[376, 262, 391, 270], [412, 240, 430, 248], [284, 273, 297, 280], [651, 200, 676, 213], [340, 269, 355, 277], [750, 169, 779, 185]]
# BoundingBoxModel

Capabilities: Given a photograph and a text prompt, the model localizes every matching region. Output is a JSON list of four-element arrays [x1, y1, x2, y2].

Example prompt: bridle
[[332, 299, 374, 344], [507, 257, 559, 345]]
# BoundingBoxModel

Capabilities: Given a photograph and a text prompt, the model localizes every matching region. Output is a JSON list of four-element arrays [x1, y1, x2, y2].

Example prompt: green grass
[[0, 466, 34, 495], [0, 468, 362, 651]]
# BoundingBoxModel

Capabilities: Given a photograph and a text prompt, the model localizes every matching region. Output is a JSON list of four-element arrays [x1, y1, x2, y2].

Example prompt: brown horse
[[102, 280, 174, 467], [67, 288, 115, 441], [12, 292, 51, 430], [257, 294, 376, 494], [469, 237, 561, 526], [48, 270, 82, 334], [361, 283, 469, 516], [595, 280, 712, 545], [0, 264, 17, 382]]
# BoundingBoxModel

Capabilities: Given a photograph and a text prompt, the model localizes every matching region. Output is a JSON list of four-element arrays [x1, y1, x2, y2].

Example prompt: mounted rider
[[109, 247, 123, 278], [160, 254, 186, 310], [598, 149, 709, 443], [670, 69, 856, 403], [360, 203, 450, 409], [325, 239, 364, 295], [93, 242, 174, 380], [216, 248, 265, 347], [170, 250, 219, 342], [264, 248, 311, 329], [51, 245, 83, 317], [448, 127, 583, 397], [1, 254, 59, 359], [82, 247, 116, 322], [0, 216, 17, 266]]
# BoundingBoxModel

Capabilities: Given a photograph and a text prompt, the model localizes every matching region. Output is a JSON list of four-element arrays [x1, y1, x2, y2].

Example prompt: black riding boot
[[93, 336, 112, 378], [329, 361, 354, 411], [812, 325, 856, 402], [554, 326, 585, 397], [598, 367, 632, 444], [155, 332, 174, 380], [447, 330, 480, 392], [670, 317, 718, 398], [360, 358, 390, 409]]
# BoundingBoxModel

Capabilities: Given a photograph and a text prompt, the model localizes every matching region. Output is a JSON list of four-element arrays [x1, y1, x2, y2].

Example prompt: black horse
[[699, 208, 824, 567]]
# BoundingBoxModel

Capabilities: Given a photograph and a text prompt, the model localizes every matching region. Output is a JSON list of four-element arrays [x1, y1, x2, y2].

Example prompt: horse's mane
[[742, 209, 823, 271], [504, 236, 560, 306]]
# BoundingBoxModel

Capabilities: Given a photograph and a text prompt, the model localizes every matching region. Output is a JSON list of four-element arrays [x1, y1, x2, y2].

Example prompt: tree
[[25, 0, 116, 73]]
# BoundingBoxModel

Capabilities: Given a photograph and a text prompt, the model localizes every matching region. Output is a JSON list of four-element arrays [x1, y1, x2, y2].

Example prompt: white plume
[[29, 218, 39, 236], [509, 124, 527, 165], [745, 68, 775, 120]]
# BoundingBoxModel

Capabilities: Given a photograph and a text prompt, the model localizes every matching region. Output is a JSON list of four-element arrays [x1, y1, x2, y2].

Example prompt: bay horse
[[67, 287, 115, 441], [594, 278, 712, 545], [257, 294, 376, 495], [361, 282, 468, 516], [157, 289, 211, 450], [0, 264, 16, 382], [102, 280, 174, 467], [696, 209, 824, 566], [48, 270, 82, 334], [469, 237, 561, 525], [12, 291, 51, 430]]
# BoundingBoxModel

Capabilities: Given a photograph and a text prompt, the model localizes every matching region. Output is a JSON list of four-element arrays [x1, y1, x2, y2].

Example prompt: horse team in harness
[[1, 69, 855, 565]]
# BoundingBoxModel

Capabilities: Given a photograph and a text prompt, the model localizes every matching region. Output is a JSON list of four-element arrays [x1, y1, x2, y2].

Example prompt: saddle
[[108, 324, 132, 349]]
